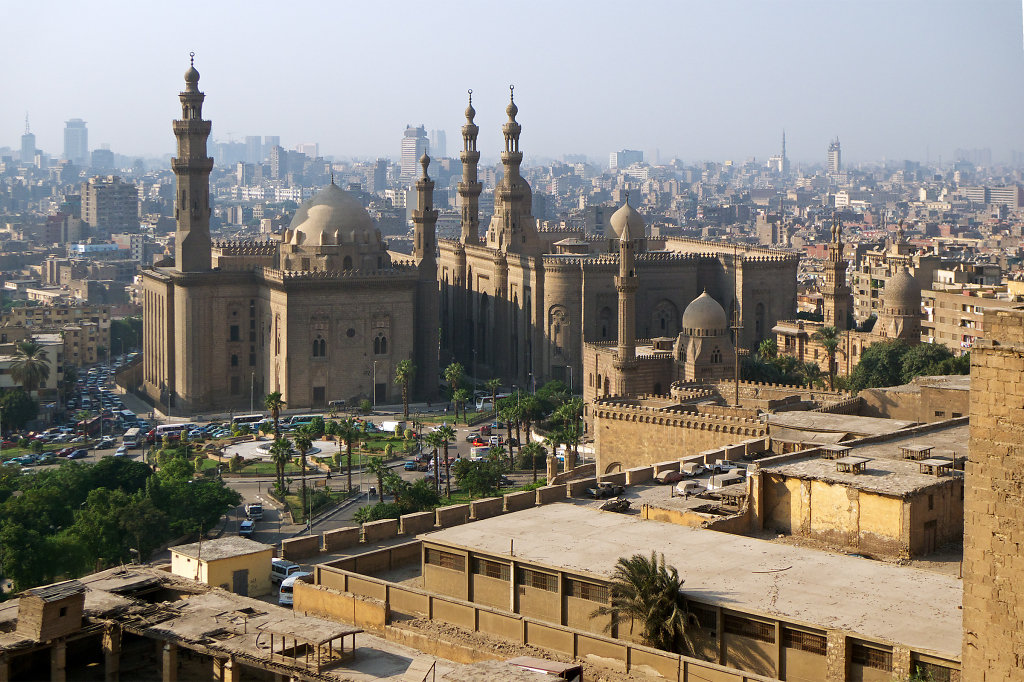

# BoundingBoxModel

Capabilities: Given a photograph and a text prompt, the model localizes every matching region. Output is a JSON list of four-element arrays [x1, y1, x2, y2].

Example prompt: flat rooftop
[[171, 536, 273, 561], [767, 412, 916, 439], [420, 504, 961, 659], [761, 423, 969, 495]]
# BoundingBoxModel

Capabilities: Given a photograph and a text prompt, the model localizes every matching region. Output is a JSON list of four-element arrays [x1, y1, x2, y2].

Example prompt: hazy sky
[[4, 0, 1023, 165]]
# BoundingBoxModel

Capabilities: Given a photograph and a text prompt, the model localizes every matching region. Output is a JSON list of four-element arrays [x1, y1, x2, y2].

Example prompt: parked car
[[711, 460, 739, 474], [680, 462, 706, 477], [403, 460, 418, 471], [588, 482, 625, 499], [654, 470, 684, 485], [66, 449, 89, 460], [675, 480, 705, 496], [465, 431, 481, 442], [96, 436, 117, 449], [271, 558, 301, 585]]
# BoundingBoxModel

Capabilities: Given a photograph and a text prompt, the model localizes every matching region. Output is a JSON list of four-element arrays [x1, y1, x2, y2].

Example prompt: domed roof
[[609, 201, 645, 239], [288, 183, 376, 246], [885, 267, 921, 309], [682, 291, 728, 333], [185, 53, 200, 85]]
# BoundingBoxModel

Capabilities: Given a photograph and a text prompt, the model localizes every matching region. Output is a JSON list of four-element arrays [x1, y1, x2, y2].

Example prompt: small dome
[[609, 201, 645, 239], [465, 90, 476, 122], [506, 99, 519, 119], [682, 291, 728, 334], [885, 267, 920, 310], [288, 184, 376, 246], [185, 65, 200, 84]]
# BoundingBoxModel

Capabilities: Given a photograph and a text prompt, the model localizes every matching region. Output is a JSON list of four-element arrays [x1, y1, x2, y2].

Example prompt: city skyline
[[4, 0, 1024, 165]]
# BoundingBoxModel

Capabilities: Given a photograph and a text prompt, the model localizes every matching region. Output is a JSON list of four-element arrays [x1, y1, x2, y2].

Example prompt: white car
[[114, 445, 128, 457], [711, 460, 739, 474]]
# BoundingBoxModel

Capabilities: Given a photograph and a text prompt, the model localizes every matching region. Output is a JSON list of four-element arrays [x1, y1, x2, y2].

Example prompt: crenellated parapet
[[212, 239, 278, 256], [591, 397, 766, 435], [257, 265, 418, 283]]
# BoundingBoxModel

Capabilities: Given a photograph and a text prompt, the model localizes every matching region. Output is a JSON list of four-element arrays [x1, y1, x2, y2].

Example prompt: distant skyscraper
[[245, 136, 262, 164], [431, 129, 447, 158], [81, 175, 138, 232], [400, 125, 429, 184], [609, 149, 643, 171], [64, 118, 89, 164], [372, 158, 388, 193], [91, 148, 115, 170], [827, 138, 841, 174], [264, 135, 280, 151], [296, 142, 319, 158], [20, 114, 35, 165], [269, 145, 288, 180]]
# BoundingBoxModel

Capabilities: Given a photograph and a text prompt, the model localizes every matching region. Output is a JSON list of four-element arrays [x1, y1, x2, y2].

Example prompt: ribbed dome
[[682, 291, 728, 334], [609, 201, 645, 239], [885, 268, 921, 311], [288, 183, 376, 246]]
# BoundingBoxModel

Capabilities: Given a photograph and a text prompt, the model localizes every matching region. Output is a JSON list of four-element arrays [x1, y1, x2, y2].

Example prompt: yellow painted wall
[[761, 475, 801, 533], [472, 574, 511, 611], [809, 480, 857, 538], [858, 493, 903, 540], [171, 548, 273, 597]]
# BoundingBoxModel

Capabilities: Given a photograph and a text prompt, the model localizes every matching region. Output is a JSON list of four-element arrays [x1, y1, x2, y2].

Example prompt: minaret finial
[[624, 190, 629, 204], [468, 88, 472, 104], [330, 170, 335, 185], [509, 84, 514, 101], [190, 51, 195, 67]]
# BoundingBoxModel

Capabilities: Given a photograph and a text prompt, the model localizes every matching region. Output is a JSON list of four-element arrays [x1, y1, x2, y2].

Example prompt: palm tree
[[425, 431, 444, 492], [811, 326, 842, 389], [10, 341, 50, 394], [263, 391, 286, 440], [365, 456, 389, 501], [519, 394, 541, 451], [294, 429, 313, 521], [443, 361, 464, 409], [394, 359, 415, 420], [757, 337, 778, 361], [543, 430, 564, 480], [591, 552, 700, 655], [436, 424, 456, 498], [801, 361, 824, 388], [269, 437, 293, 494], [521, 441, 545, 483], [336, 418, 361, 493], [452, 388, 470, 423], [485, 378, 502, 416], [499, 404, 518, 471], [554, 397, 584, 471]]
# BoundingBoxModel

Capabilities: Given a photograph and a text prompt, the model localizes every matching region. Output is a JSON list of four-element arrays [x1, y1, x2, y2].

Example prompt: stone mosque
[[142, 60, 439, 412], [143, 62, 799, 412]]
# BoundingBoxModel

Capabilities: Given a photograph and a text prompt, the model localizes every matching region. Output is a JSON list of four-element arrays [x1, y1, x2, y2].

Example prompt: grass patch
[[283, 487, 350, 523]]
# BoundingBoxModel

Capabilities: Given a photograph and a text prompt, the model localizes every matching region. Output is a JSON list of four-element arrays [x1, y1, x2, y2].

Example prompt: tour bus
[[231, 414, 264, 428], [122, 427, 141, 448], [475, 393, 511, 411], [117, 409, 137, 426], [287, 414, 319, 428], [147, 423, 196, 444]]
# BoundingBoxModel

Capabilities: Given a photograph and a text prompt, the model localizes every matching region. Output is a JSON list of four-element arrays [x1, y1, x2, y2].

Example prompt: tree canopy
[[0, 388, 38, 431], [847, 340, 968, 393]]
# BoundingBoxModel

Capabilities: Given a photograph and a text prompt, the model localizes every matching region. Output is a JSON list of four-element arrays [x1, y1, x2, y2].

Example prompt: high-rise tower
[[823, 216, 849, 330], [20, 114, 35, 165], [412, 153, 440, 397], [827, 138, 841, 175], [63, 119, 88, 164], [458, 91, 481, 244], [781, 130, 789, 175], [172, 53, 213, 272], [400, 126, 429, 185]]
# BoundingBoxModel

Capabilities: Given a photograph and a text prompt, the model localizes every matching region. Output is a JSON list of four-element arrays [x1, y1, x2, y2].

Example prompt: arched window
[[374, 333, 387, 355], [313, 335, 326, 357], [711, 347, 722, 364], [599, 307, 612, 340], [231, 354, 239, 367], [319, 338, 326, 356], [343, 255, 353, 271]]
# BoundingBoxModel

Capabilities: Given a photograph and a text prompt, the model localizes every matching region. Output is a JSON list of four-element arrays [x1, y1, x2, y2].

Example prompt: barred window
[[723, 614, 775, 643], [689, 604, 718, 632], [566, 579, 608, 603], [782, 628, 827, 655], [852, 643, 892, 672], [913, 661, 956, 682], [425, 548, 464, 572], [518, 568, 558, 592], [473, 558, 510, 581]]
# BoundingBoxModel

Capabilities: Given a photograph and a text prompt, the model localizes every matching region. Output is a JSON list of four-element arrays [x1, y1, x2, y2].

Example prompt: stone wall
[[962, 309, 1024, 680]]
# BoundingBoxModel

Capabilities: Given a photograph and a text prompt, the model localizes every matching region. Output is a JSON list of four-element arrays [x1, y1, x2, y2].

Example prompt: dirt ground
[[394, 617, 662, 682]]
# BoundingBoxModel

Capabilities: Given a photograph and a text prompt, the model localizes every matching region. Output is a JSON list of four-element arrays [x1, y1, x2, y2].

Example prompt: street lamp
[[372, 360, 379, 410], [250, 371, 255, 413]]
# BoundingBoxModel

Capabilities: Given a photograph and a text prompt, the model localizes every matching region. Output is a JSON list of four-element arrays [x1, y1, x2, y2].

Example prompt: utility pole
[[732, 244, 742, 407]]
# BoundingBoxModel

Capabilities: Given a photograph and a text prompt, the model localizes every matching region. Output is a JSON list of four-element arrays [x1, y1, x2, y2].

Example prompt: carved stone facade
[[142, 63, 438, 413]]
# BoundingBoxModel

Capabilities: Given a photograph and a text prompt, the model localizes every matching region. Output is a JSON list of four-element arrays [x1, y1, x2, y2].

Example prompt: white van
[[270, 558, 301, 585], [278, 571, 313, 607], [380, 420, 406, 434]]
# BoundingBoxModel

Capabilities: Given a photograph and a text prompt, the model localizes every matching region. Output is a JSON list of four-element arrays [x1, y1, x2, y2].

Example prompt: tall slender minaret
[[458, 90, 481, 244], [487, 85, 538, 253], [172, 52, 213, 272], [781, 129, 789, 174], [823, 215, 849, 331], [615, 205, 638, 365], [413, 153, 440, 397]]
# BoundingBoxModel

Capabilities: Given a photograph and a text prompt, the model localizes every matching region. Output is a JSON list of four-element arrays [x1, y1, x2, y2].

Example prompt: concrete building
[[170, 536, 273, 597], [19, 115, 35, 165], [81, 175, 139, 232], [609, 149, 643, 171], [860, 374, 970, 422], [419, 504, 962, 680], [63, 118, 88, 164], [142, 61, 439, 413], [827, 138, 841, 175], [755, 421, 968, 558], [400, 125, 429, 184], [921, 284, 1021, 353]]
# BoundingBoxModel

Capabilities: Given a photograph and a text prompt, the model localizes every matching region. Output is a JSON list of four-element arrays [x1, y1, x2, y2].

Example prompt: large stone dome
[[682, 291, 728, 336], [609, 201, 644, 239], [885, 267, 921, 313], [288, 183, 376, 246]]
